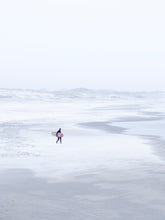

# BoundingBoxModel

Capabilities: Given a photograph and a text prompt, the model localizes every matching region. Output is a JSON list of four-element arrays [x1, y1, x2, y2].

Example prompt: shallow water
[[0, 89, 164, 178]]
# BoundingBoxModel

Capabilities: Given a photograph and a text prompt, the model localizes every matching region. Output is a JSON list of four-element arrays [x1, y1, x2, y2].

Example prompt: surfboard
[[51, 132, 57, 136], [51, 132, 64, 137], [58, 133, 64, 137]]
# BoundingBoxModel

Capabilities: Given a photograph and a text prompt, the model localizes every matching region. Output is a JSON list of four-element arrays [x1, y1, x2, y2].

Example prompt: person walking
[[56, 128, 62, 144]]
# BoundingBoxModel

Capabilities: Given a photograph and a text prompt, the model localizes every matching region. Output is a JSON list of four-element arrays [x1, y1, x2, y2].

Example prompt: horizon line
[[0, 87, 164, 93]]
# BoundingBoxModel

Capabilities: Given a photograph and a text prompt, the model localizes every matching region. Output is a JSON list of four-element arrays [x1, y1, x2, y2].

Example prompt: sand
[[1, 115, 165, 220], [1, 165, 165, 220], [1, 88, 165, 220]]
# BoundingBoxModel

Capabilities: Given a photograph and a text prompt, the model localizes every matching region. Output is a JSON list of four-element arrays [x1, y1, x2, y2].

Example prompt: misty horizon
[[0, 0, 165, 91], [0, 87, 164, 94]]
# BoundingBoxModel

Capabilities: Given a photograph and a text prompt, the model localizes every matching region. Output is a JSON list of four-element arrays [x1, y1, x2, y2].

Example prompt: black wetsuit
[[56, 129, 62, 143]]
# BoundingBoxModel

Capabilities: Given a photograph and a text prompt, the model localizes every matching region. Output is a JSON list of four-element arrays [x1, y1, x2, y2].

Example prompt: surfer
[[56, 128, 62, 144]]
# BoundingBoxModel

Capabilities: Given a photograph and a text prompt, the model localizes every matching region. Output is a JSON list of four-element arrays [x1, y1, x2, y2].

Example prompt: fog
[[0, 0, 165, 91]]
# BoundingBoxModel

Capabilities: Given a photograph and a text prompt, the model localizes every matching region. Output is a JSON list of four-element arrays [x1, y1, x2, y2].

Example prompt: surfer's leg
[[60, 137, 62, 144], [56, 137, 59, 143]]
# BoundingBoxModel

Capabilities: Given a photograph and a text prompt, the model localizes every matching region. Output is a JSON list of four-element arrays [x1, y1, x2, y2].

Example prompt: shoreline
[[1, 112, 165, 219], [79, 115, 165, 163]]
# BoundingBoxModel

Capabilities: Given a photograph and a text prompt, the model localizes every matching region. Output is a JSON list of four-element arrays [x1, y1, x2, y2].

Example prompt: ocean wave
[[0, 88, 164, 103]]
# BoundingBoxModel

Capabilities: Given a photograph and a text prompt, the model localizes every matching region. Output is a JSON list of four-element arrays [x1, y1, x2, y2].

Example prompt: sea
[[0, 88, 165, 179]]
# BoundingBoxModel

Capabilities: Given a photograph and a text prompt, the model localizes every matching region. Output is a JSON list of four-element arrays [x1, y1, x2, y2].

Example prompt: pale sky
[[0, 0, 165, 91]]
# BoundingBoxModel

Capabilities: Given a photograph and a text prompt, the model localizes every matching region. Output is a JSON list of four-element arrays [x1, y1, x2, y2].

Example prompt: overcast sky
[[0, 0, 165, 91]]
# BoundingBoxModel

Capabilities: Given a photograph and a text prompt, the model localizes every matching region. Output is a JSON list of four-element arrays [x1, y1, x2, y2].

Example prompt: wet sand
[[1, 166, 165, 220], [1, 115, 165, 220]]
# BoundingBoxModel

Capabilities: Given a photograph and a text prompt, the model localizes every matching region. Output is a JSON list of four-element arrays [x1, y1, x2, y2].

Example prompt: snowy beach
[[0, 88, 165, 219]]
